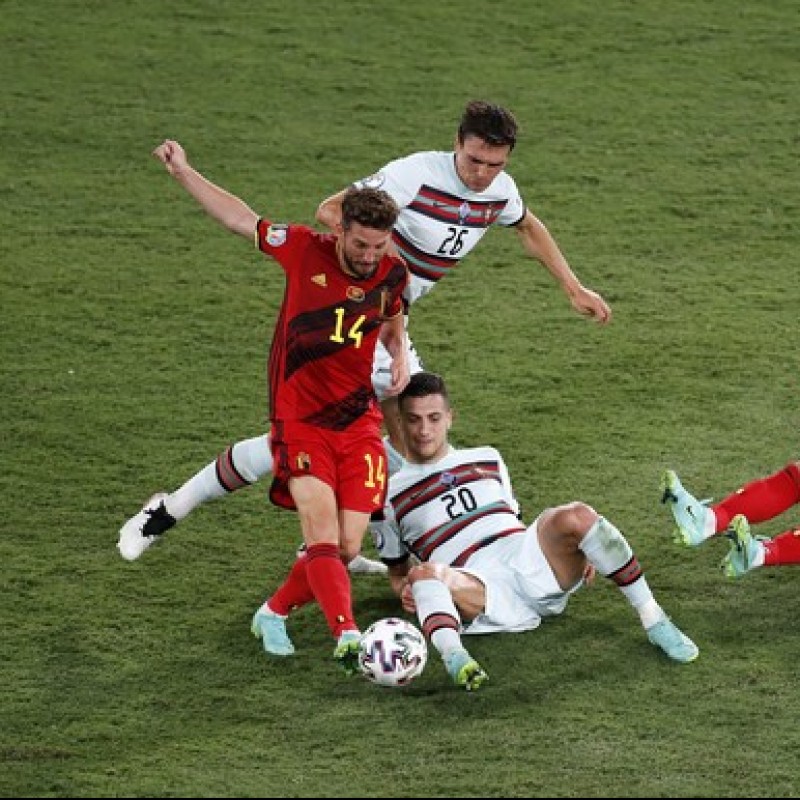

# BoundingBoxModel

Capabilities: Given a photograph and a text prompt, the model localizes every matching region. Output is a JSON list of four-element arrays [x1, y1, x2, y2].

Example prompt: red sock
[[713, 463, 800, 530], [763, 528, 800, 567], [304, 542, 357, 639], [267, 554, 315, 616]]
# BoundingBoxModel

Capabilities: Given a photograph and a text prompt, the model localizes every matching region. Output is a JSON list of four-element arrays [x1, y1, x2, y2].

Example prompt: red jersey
[[256, 219, 407, 432]]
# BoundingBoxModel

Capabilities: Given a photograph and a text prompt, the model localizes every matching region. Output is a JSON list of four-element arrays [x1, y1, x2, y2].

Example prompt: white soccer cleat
[[347, 554, 388, 575], [117, 492, 174, 561]]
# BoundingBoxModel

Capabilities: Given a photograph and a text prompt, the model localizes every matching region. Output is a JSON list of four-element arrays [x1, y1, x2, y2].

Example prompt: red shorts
[[269, 420, 388, 514]]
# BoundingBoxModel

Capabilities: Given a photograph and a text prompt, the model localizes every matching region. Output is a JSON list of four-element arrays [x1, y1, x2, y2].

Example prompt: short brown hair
[[341, 186, 398, 232], [398, 371, 450, 410], [457, 100, 518, 150]]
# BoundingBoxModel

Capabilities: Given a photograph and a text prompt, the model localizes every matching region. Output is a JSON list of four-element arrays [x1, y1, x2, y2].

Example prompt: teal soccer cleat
[[443, 648, 488, 691], [721, 515, 763, 578], [333, 631, 362, 676], [251, 609, 295, 656], [660, 470, 712, 547], [646, 617, 699, 663]]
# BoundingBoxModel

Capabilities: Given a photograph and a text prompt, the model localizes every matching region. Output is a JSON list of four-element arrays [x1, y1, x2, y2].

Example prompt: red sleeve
[[255, 219, 312, 270]]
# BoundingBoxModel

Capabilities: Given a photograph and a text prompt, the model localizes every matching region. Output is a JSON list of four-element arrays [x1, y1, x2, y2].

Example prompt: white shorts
[[458, 516, 583, 635], [371, 324, 424, 402]]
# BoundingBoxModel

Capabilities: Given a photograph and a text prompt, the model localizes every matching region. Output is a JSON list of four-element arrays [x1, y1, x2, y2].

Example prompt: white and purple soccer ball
[[358, 617, 428, 687]]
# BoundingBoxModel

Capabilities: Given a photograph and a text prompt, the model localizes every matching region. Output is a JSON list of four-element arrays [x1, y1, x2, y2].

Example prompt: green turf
[[2, 0, 799, 796]]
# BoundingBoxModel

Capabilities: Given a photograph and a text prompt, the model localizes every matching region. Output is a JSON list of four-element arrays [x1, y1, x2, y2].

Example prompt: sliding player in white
[[369, 372, 698, 691]]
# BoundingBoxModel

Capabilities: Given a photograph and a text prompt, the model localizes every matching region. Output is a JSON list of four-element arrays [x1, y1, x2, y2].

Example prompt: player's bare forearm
[[386, 356, 410, 397], [316, 189, 401, 257], [176, 169, 258, 239], [153, 139, 258, 240], [379, 318, 410, 396], [379, 314, 406, 358], [515, 210, 579, 289], [515, 210, 612, 323], [315, 189, 346, 230]]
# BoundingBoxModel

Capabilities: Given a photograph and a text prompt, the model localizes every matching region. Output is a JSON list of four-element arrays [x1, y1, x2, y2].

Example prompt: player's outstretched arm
[[515, 209, 611, 324], [152, 139, 259, 240]]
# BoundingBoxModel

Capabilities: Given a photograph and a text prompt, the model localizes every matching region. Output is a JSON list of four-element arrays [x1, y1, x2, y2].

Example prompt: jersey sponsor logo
[[266, 224, 288, 246], [312, 273, 327, 287], [346, 286, 365, 302], [358, 171, 386, 190]]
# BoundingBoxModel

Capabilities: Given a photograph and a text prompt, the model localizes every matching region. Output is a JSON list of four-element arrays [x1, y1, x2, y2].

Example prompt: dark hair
[[457, 100, 518, 150], [398, 371, 450, 410], [341, 186, 398, 232]]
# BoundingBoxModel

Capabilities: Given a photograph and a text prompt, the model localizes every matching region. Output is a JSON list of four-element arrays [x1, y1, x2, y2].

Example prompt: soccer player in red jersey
[[147, 140, 409, 671], [661, 462, 800, 577]]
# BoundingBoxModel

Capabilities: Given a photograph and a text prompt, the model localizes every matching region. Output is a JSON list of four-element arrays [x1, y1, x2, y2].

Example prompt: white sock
[[165, 435, 273, 520], [636, 598, 666, 629], [411, 579, 462, 657], [230, 435, 274, 482], [166, 462, 226, 520], [579, 516, 664, 628], [263, 603, 285, 618], [431, 627, 463, 657]]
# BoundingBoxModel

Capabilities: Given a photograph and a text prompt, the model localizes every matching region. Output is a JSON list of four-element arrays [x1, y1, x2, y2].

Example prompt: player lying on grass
[[366, 372, 699, 691]]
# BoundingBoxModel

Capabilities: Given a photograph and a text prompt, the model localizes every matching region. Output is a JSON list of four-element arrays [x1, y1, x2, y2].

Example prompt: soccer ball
[[358, 617, 428, 687]]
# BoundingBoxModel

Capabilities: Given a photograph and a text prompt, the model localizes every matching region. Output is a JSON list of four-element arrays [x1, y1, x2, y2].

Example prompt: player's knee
[[552, 501, 599, 536], [556, 500, 597, 525]]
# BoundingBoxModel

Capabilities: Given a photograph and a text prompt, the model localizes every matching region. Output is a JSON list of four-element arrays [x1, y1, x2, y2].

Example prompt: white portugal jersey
[[370, 445, 526, 568], [355, 152, 526, 307]]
